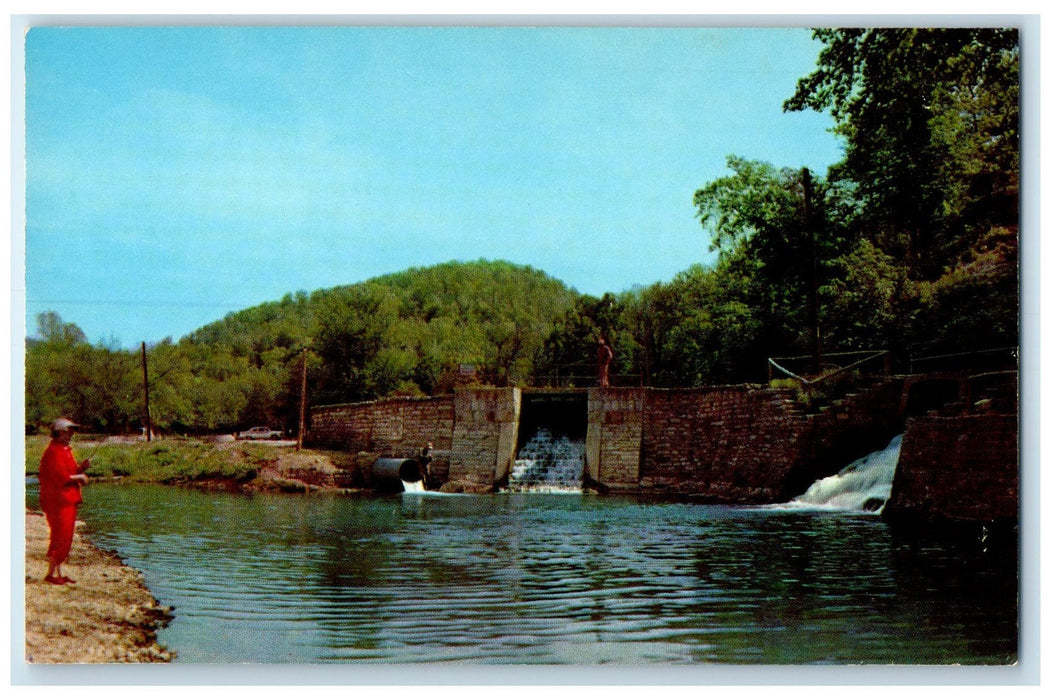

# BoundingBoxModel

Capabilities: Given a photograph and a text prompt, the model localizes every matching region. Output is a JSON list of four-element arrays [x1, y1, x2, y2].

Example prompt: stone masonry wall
[[444, 387, 521, 493], [309, 376, 1017, 522], [638, 386, 813, 502], [884, 413, 1018, 523], [586, 388, 646, 489], [309, 396, 455, 480]]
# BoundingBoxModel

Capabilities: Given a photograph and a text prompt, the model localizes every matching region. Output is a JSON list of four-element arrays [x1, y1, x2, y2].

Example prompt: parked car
[[238, 426, 283, 440]]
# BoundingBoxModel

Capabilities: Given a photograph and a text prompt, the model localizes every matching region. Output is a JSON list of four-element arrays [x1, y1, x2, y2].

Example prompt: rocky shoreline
[[23, 511, 173, 663], [21, 448, 349, 665]]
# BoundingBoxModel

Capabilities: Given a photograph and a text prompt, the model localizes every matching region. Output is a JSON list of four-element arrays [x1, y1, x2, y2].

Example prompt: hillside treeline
[[25, 28, 1019, 435]]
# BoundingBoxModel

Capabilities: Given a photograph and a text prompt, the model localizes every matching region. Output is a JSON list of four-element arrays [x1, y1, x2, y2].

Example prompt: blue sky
[[22, 25, 844, 348]]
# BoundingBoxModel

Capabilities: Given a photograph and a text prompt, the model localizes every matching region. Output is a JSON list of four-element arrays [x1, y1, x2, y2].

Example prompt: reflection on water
[[30, 483, 1017, 664]]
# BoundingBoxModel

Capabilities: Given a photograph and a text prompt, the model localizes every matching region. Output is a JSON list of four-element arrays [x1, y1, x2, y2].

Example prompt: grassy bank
[[25, 435, 356, 490]]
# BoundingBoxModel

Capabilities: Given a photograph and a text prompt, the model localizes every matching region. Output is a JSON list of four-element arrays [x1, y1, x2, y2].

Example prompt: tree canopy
[[784, 28, 1019, 279]]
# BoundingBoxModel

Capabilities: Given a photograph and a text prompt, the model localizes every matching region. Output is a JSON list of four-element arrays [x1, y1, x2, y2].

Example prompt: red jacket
[[39, 441, 83, 512]]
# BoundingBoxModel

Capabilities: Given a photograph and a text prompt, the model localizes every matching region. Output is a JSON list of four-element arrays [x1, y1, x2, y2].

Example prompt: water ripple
[[68, 484, 1019, 665]]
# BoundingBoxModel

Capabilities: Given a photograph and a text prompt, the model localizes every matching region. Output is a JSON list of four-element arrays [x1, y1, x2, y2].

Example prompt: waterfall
[[788, 434, 903, 513], [506, 428, 585, 493]]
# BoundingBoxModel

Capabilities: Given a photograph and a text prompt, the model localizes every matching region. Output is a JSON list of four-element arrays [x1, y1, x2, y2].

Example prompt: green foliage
[[691, 159, 845, 375], [24, 435, 49, 472], [35, 311, 88, 345], [822, 239, 912, 351], [786, 28, 1019, 279], [25, 261, 578, 434], [533, 293, 629, 387], [619, 260, 766, 386], [927, 45, 1019, 265], [769, 378, 813, 407], [312, 260, 577, 399], [25, 314, 138, 433], [908, 226, 1019, 355], [781, 27, 1019, 364], [693, 156, 806, 257]]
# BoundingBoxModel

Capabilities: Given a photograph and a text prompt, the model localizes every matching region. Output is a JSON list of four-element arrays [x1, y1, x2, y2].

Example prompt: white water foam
[[787, 434, 903, 513], [507, 428, 585, 493], [401, 480, 426, 493]]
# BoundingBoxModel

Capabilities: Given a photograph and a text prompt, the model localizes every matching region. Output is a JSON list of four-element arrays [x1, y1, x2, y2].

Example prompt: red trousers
[[44, 504, 77, 564]]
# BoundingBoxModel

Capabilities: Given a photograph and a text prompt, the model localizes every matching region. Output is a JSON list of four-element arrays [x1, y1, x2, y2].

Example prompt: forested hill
[[187, 258, 579, 399], [28, 259, 584, 433], [190, 259, 573, 350]]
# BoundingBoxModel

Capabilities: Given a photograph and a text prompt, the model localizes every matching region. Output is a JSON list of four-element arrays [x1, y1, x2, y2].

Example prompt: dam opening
[[506, 391, 588, 492]]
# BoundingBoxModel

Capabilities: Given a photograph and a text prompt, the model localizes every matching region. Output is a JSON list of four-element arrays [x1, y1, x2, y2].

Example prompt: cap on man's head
[[52, 417, 80, 432]]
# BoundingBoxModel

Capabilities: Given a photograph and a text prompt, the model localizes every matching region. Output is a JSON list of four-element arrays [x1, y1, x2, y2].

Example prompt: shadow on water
[[886, 519, 1019, 664]]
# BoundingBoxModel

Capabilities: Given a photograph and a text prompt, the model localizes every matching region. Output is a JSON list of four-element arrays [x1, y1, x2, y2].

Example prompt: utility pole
[[802, 167, 822, 376], [297, 348, 308, 451], [141, 342, 152, 442]]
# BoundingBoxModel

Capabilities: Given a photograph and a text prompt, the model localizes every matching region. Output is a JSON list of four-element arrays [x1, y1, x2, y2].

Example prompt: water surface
[[31, 483, 1017, 664]]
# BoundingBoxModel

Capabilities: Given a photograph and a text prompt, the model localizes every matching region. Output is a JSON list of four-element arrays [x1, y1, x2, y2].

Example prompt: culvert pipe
[[370, 458, 423, 492]]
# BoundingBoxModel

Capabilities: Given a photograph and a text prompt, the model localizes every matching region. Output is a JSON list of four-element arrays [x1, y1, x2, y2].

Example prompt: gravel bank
[[23, 511, 173, 663]]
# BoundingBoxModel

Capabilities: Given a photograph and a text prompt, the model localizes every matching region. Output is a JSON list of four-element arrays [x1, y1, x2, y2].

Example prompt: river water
[[27, 482, 1017, 665]]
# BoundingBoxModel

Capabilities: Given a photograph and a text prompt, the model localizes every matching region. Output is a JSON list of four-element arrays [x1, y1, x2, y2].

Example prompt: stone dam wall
[[886, 371, 1019, 524], [586, 381, 905, 502], [309, 395, 455, 485], [308, 374, 1018, 523]]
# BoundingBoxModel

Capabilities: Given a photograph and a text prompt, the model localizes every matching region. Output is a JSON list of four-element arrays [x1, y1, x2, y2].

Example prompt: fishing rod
[[78, 438, 104, 473]]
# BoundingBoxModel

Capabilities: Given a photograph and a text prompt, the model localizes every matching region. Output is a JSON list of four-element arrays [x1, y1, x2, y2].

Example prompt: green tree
[[25, 312, 98, 430], [928, 38, 1020, 255], [782, 27, 1019, 364], [785, 28, 1019, 279], [821, 239, 913, 352], [34, 310, 88, 345], [533, 293, 627, 387], [311, 261, 576, 400], [908, 226, 1019, 356], [313, 282, 399, 403], [623, 261, 764, 386], [144, 340, 197, 432], [693, 156, 838, 364]]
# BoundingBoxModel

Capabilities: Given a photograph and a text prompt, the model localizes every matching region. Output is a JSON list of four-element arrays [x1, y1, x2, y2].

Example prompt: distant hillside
[[185, 259, 580, 402]]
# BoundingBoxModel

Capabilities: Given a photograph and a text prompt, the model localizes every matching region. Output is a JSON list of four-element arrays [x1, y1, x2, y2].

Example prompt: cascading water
[[787, 434, 903, 513], [401, 480, 426, 493], [506, 427, 585, 493]]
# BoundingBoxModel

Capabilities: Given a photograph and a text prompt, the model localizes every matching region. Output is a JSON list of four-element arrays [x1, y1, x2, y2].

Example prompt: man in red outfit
[[38, 417, 90, 585], [596, 336, 614, 388]]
